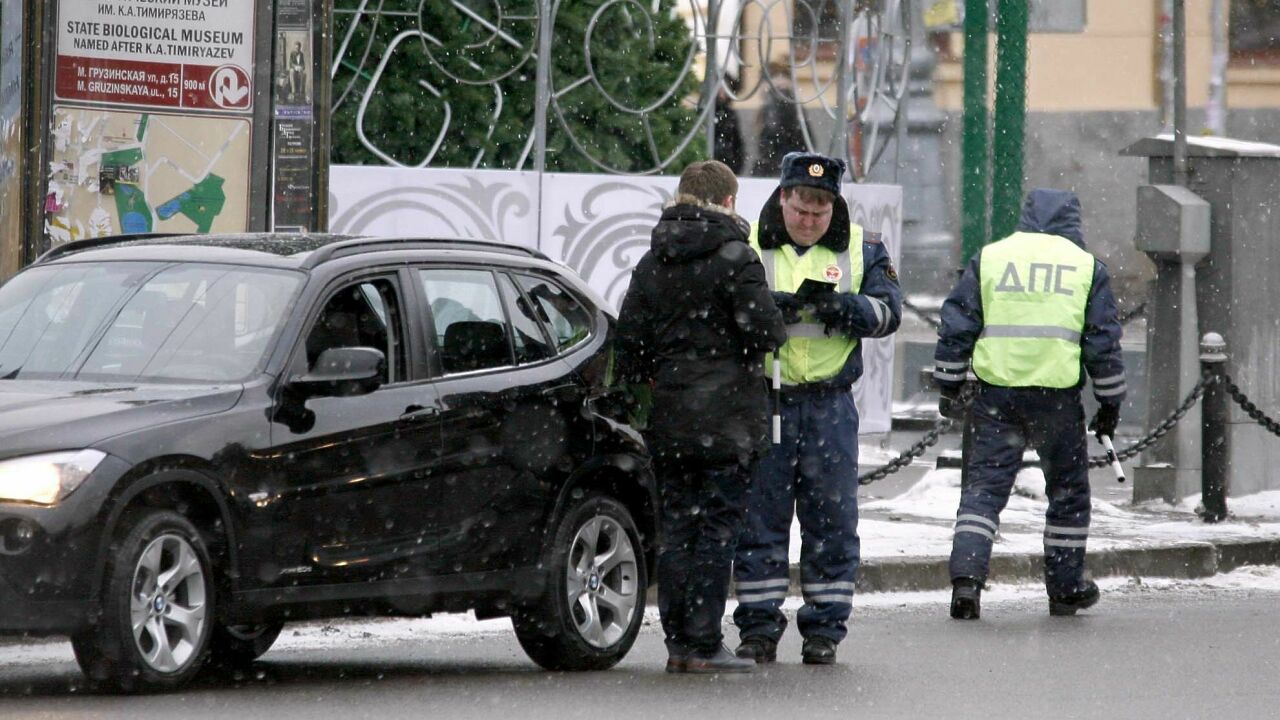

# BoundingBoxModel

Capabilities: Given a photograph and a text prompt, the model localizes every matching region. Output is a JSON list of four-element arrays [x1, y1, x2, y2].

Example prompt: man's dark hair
[[677, 160, 738, 206], [782, 185, 835, 207]]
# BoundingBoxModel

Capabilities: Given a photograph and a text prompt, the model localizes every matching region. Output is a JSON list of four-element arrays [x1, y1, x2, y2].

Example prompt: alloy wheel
[[565, 514, 639, 648], [129, 533, 209, 673]]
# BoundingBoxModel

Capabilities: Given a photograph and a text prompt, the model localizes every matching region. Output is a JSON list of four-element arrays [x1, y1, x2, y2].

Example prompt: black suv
[[0, 234, 653, 691]]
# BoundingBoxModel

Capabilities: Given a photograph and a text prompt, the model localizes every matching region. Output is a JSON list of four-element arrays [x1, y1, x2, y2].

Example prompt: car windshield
[[0, 261, 303, 383]]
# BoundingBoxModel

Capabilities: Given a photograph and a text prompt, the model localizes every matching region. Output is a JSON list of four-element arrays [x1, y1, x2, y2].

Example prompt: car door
[[414, 266, 583, 575], [264, 272, 444, 586]]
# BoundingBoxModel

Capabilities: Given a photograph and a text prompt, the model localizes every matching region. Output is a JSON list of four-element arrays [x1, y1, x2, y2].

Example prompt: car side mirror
[[292, 347, 385, 398]]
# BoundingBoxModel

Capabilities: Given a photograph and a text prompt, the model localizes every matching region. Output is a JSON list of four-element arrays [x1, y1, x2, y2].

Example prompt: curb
[[847, 537, 1280, 593]]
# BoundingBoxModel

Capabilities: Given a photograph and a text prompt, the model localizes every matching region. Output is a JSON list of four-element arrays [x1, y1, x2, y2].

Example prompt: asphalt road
[[2, 581, 1278, 720]]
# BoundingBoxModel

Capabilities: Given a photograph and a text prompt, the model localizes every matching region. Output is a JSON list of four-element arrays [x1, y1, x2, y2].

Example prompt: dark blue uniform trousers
[[656, 458, 749, 655], [950, 386, 1092, 596], [733, 390, 860, 644]]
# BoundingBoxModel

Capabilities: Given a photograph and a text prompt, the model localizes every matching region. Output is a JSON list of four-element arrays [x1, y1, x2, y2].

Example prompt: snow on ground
[[7, 567, 1280, 668], [836, 467, 1280, 561]]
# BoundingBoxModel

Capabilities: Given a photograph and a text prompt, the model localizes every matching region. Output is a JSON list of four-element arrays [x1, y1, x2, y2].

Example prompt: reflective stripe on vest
[[973, 232, 1094, 388], [748, 224, 863, 385]]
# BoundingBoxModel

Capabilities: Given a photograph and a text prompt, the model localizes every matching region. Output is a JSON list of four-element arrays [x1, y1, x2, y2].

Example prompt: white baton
[[1101, 435, 1125, 483], [772, 357, 782, 444]]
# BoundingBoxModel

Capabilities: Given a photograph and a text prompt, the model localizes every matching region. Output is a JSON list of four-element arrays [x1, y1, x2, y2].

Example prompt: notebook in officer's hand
[[795, 278, 838, 302]]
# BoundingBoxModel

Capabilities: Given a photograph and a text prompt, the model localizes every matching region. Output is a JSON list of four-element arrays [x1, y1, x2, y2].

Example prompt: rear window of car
[[515, 274, 593, 353], [418, 268, 515, 375]]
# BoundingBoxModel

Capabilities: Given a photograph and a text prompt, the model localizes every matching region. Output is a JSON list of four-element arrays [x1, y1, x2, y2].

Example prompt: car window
[[0, 261, 302, 383], [418, 269, 514, 374], [498, 274, 554, 364], [516, 275, 593, 353], [305, 278, 406, 384]]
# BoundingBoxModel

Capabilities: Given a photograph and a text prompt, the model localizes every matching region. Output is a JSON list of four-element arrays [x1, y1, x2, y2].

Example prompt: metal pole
[[1200, 332, 1228, 523], [533, 0, 554, 174], [705, 0, 719, 159], [960, 0, 990, 264], [1159, 0, 1174, 133], [833, 0, 854, 167], [990, 0, 1027, 240], [1207, 0, 1228, 136], [1173, 0, 1189, 187], [532, 0, 554, 254]]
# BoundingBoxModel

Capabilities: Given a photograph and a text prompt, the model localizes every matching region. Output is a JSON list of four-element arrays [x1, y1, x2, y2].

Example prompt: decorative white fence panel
[[330, 165, 902, 433]]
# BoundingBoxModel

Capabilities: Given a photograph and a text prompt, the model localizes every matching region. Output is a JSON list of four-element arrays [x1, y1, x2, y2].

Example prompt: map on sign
[[45, 106, 250, 243]]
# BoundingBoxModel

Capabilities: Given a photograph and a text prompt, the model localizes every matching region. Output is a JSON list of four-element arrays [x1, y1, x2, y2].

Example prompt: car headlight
[[0, 450, 107, 506]]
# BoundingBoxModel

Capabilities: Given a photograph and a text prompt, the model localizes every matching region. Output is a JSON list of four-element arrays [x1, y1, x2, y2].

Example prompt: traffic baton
[[772, 356, 781, 444], [1101, 435, 1125, 483]]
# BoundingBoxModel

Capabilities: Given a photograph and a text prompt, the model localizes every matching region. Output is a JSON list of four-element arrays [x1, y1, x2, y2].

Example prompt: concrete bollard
[[1199, 332, 1229, 523]]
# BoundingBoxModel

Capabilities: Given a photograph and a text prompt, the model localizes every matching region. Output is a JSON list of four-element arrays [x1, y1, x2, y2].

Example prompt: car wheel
[[512, 494, 646, 671], [72, 510, 215, 692], [209, 621, 284, 666]]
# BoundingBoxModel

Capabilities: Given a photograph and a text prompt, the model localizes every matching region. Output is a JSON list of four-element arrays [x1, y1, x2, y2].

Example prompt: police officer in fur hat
[[733, 152, 902, 665]]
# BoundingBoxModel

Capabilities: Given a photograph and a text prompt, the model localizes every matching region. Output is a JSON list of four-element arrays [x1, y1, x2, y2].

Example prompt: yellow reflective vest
[[973, 232, 1094, 388], [748, 224, 863, 385]]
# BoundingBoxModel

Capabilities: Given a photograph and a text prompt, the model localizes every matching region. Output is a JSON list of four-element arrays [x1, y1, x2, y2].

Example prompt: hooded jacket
[[933, 189, 1126, 404], [615, 196, 787, 466]]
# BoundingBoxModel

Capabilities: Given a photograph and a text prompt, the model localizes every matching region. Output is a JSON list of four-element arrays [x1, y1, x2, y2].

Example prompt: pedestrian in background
[[734, 152, 902, 665], [933, 188, 1126, 620], [615, 160, 786, 673]]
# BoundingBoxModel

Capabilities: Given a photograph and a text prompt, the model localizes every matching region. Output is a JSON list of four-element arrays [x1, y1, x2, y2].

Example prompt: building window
[[1231, 0, 1280, 63]]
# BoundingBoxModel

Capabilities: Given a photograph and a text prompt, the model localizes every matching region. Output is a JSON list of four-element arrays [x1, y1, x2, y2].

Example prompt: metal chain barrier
[[858, 417, 954, 485], [901, 297, 941, 329], [1223, 377, 1280, 437], [1087, 371, 1213, 468], [1118, 301, 1147, 326]]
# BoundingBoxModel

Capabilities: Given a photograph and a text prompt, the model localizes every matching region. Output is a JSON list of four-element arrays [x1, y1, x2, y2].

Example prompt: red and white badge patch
[[824, 264, 843, 282]]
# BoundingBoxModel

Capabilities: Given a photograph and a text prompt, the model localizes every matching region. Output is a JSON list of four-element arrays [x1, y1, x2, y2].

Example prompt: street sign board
[[54, 0, 255, 112]]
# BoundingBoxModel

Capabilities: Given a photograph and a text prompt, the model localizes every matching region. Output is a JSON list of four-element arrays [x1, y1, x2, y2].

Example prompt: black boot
[[801, 636, 837, 665], [735, 636, 778, 663], [684, 644, 756, 674], [950, 577, 982, 620], [1049, 580, 1100, 616]]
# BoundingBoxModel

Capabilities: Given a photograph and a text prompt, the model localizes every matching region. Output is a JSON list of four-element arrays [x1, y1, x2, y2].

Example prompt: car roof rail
[[32, 233, 187, 265], [301, 236, 550, 269]]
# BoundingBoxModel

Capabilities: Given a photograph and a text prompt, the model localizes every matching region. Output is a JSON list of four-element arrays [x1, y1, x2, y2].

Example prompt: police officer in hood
[[733, 152, 901, 665], [933, 188, 1126, 620], [616, 160, 786, 673]]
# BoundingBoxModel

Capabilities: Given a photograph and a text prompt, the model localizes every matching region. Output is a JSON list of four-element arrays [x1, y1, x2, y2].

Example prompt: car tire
[[71, 509, 216, 692], [208, 621, 284, 666], [512, 494, 646, 671]]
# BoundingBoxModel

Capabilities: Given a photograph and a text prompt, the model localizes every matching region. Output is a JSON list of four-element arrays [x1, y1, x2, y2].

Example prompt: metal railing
[[331, 0, 910, 178]]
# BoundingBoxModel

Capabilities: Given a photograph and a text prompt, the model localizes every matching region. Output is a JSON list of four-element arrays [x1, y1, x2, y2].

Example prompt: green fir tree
[[331, 0, 703, 173]]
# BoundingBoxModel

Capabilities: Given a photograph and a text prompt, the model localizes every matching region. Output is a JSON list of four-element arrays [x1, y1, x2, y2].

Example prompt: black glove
[[811, 292, 846, 329], [938, 385, 966, 420], [1088, 402, 1121, 442], [772, 291, 803, 324]]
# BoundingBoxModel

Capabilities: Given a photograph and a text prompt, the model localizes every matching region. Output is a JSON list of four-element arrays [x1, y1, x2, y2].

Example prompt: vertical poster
[[0, 0, 22, 274], [46, 0, 256, 243], [271, 0, 315, 232]]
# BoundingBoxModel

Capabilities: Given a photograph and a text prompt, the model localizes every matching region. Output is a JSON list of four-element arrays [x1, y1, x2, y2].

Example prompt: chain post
[[1199, 332, 1229, 523]]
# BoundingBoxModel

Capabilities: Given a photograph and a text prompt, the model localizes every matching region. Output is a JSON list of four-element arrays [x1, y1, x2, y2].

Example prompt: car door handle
[[401, 404, 439, 420]]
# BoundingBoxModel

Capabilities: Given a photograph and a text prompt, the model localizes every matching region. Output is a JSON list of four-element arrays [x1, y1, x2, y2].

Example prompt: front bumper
[[0, 571, 92, 635], [0, 455, 132, 636]]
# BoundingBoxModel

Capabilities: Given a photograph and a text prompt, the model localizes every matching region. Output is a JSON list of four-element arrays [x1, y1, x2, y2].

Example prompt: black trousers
[[655, 457, 749, 655]]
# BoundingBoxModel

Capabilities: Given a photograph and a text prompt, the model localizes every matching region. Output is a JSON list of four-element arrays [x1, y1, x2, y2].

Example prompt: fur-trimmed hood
[[755, 185, 852, 253], [650, 195, 752, 264]]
